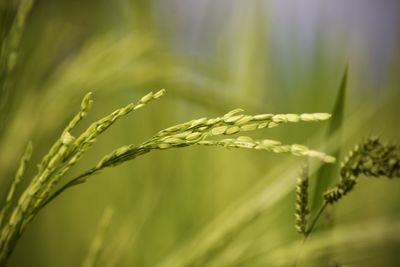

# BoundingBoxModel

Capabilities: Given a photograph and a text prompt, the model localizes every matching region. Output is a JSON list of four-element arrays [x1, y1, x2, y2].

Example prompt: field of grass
[[0, 1, 399, 267]]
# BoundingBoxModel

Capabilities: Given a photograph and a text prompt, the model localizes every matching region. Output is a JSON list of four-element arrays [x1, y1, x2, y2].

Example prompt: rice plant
[[1, 1, 400, 267], [0, 86, 336, 265]]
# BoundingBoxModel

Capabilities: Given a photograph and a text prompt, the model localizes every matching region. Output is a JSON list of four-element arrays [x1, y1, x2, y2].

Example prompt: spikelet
[[157, 109, 331, 138], [295, 163, 309, 236]]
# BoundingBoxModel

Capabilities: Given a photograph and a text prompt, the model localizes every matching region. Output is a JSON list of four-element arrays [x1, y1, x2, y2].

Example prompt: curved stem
[[40, 169, 97, 209]]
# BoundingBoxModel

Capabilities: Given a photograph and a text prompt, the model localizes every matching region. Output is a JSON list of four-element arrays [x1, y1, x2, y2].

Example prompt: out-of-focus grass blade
[[0, 0, 34, 138], [311, 64, 348, 221], [263, 217, 400, 267], [81, 207, 113, 267]]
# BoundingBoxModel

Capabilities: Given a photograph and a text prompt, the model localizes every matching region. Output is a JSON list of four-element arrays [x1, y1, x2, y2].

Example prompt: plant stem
[[293, 201, 329, 267], [41, 169, 96, 209], [305, 201, 328, 238]]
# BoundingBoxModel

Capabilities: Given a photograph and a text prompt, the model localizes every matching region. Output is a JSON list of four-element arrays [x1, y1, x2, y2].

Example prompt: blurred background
[[0, 0, 399, 266]]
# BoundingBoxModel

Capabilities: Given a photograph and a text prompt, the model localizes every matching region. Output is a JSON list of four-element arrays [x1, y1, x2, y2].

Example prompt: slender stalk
[[40, 170, 95, 209], [293, 201, 329, 267], [305, 201, 328, 238]]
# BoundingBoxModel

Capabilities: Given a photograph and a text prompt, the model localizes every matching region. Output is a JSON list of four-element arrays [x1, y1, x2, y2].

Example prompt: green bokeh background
[[0, 0, 399, 266]]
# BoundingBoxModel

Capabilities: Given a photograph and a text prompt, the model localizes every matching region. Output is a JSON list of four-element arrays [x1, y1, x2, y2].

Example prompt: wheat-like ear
[[0, 142, 32, 228], [28, 89, 166, 215], [0, 88, 335, 265], [294, 137, 400, 267], [295, 137, 400, 250], [324, 137, 400, 204], [40, 110, 334, 207], [0, 0, 35, 136], [197, 138, 334, 163], [295, 162, 309, 236], [0, 0, 34, 73], [37, 92, 93, 174], [0, 89, 165, 265]]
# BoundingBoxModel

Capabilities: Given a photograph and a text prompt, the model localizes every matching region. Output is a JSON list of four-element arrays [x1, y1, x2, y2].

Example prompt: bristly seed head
[[324, 137, 400, 204], [295, 162, 309, 236]]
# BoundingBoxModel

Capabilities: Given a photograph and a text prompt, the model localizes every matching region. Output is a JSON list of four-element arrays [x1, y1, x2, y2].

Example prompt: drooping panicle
[[324, 137, 400, 204]]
